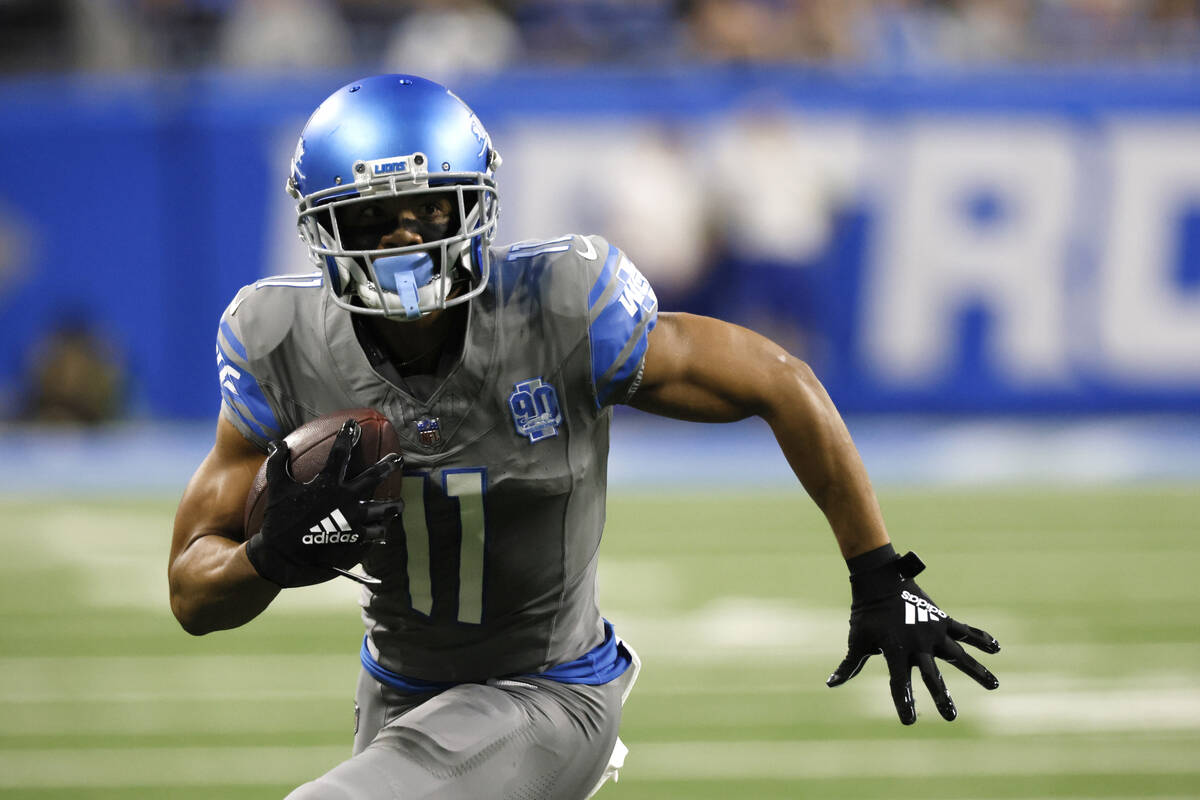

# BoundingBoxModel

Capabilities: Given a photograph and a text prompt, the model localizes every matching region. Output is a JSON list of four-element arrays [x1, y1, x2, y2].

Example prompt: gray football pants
[[285, 657, 637, 800]]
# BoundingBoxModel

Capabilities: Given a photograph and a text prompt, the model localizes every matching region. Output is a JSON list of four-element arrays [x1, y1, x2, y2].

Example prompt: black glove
[[826, 544, 1000, 724], [246, 419, 402, 588]]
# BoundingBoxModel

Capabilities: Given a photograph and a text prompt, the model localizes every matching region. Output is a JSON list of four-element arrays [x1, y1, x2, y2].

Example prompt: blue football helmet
[[287, 74, 501, 319]]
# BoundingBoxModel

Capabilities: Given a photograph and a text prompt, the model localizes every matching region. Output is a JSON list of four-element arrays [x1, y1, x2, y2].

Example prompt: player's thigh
[[287, 677, 623, 800]]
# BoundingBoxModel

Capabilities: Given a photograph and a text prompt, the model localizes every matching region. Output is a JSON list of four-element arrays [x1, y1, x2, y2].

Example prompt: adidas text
[[901, 590, 946, 624], [303, 531, 359, 545]]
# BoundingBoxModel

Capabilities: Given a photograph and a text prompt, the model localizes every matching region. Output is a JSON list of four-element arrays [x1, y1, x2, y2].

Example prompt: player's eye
[[419, 201, 448, 220]]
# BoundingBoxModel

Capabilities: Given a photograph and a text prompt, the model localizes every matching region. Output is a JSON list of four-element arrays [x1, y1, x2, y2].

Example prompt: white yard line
[[972, 688, 1200, 734], [0, 745, 347, 788], [627, 739, 1200, 780], [1, 738, 1198, 788]]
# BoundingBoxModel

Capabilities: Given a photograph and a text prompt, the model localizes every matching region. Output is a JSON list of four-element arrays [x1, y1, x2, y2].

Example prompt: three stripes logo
[[302, 509, 359, 545], [902, 590, 947, 625]]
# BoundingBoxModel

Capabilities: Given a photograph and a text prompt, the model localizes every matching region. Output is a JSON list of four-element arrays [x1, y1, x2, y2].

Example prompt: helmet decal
[[291, 137, 306, 181]]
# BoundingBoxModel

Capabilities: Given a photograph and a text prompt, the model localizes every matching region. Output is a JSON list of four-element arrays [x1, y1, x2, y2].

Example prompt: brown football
[[242, 408, 404, 539]]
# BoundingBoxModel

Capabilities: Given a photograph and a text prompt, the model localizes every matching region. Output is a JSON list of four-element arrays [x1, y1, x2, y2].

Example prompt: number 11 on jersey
[[399, 469, 488, 624]]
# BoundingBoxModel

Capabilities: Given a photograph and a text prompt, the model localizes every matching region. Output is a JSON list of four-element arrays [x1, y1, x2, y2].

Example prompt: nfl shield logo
[[416, 417, 441, 447], [509, 378, 562, 442]]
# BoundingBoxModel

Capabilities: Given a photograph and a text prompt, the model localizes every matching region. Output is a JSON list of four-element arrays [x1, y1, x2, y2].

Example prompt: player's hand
[[245, 419, 402, 588], [826, 546, 1000, 724]]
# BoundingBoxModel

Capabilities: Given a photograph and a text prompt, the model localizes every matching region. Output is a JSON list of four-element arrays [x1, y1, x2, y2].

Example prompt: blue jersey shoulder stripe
[[218, 319, 248, 361], [593, 307, 655, 406], [222, 390, 272, 441], [216, 340, 280, 441], [589, 248, 658, 408], [587, 242, 621, 311]]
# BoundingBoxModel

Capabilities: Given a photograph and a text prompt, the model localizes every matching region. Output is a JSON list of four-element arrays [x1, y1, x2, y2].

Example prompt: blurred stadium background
[[1, 1, 1199, 798]]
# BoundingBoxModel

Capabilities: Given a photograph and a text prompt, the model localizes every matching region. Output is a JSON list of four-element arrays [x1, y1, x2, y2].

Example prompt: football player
[[168, 74, 1000, 799]]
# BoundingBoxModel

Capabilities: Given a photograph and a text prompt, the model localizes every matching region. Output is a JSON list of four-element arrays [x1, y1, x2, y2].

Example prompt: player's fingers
[[947, 618, 1001, 654], [916, 653, 957, 721], [377, 451, 402, 475], [339, 499, 402, 543], [883, 648, 917, 725], [347, 453, 402, 495], [322, 420, 360, 481], [937, 638, 1000, 690], [353, 499, 404, 526], [265, 440, 291, 485], [826, 644, 875, 687], [355, 522, 391, 543]]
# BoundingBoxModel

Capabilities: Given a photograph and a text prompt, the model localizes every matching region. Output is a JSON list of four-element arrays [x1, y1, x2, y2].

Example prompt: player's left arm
[[629, 311, 1000, 723], [631, 311, 887, 558]]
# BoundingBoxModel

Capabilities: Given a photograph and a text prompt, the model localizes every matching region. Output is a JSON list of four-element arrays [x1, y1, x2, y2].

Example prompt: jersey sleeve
[[215, 289, 285, 449], [584, 237, 659, 408]]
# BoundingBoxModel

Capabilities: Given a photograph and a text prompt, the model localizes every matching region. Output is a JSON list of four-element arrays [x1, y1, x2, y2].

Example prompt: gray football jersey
[[216, 234, 658, 682]]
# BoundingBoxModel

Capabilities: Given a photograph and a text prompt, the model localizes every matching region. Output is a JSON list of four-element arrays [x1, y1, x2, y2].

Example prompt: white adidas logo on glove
[[902, 590, 947, 624], [303, 509, 359, 545]]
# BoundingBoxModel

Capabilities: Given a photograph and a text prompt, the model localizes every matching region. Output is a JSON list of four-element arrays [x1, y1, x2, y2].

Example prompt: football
[[242, 408, 404, 539]]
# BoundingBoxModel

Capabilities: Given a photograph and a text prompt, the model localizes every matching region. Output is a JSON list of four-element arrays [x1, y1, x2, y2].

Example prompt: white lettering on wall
[[862, 120, 1077, 387], [1097, 121, 1200, 383]]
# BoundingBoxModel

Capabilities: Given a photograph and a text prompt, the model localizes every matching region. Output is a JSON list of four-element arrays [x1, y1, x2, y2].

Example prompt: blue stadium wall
[[1, 67, 1198, 419]]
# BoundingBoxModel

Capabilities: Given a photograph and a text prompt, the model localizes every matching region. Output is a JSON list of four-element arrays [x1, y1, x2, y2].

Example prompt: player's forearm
[[168, 533, 279, 635], [762, 357, 890, 559]]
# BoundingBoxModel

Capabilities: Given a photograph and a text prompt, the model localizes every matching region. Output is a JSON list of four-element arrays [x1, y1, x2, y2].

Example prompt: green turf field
[[1, 486, 1197, 799]]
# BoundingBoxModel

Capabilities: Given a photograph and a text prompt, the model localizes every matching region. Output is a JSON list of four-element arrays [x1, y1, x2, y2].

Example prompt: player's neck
[[361, 305, 467, 378]]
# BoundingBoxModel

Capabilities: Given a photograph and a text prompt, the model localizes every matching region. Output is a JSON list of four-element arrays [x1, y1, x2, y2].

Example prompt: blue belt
[[360, 619, 631, 693]]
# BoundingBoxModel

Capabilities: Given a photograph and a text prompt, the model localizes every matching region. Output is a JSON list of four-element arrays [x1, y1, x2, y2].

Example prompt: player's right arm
[[168, 416, 278, 635]]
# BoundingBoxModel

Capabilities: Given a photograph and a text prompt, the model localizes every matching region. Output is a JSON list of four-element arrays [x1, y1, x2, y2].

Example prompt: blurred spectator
[[381, 0, 521, 81], [513, 0, 680, 64], [848, 0, 945, 69], [0, 0, 72, 73], [1144, 0, 1200, 59], [791, 0, 860, 62], [20, 319, 125, 425], [218, 0, 351, 71], [138, 0, 229, 70], [1030, 0, 1200, 62], [1028, 0, 1143, 62], [680, 0, 784, 62], [338, 0, 418, 64], [70, 0, 153, 73], [677, 0, 874, 65], [4, 1, 1200, 79], [935, 0, 1032, 64]]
